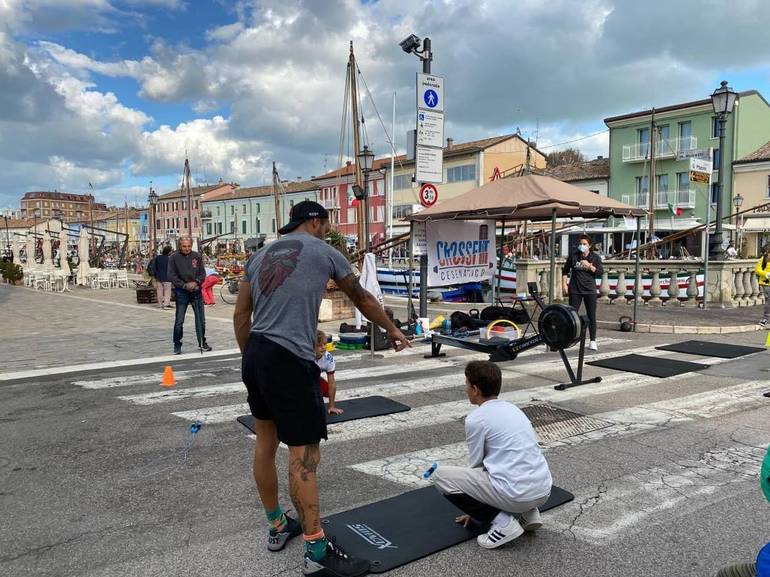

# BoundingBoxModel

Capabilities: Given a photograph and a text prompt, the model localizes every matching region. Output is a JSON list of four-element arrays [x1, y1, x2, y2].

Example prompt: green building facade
[[605, 90, 770, 254]]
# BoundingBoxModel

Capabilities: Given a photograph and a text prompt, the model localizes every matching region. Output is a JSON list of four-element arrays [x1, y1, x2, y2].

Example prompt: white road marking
[[168, 343, 660, 422], [0, 349, 242, 383], [545, 445, 765, 544], [348, 379, 769, 487], [75, 369, 224, 390]]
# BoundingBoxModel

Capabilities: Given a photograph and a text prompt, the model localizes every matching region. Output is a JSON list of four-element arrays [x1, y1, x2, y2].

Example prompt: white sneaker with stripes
[[477, 515, 524, 549]]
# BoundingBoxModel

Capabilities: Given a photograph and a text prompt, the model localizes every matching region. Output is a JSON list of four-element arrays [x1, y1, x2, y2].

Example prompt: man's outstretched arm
[[336, 273, 411, 352]]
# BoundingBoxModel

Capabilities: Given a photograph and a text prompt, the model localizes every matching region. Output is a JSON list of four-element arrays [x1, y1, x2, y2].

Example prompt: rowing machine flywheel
[[538, 304, 581, 350]]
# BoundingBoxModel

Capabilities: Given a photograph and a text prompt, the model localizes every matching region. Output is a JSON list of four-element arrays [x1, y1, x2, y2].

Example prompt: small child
[[315, 330, 342, 415]]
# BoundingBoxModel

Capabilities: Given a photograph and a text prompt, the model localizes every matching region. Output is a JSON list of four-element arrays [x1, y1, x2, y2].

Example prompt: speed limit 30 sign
[[419, 183, 439, 207]]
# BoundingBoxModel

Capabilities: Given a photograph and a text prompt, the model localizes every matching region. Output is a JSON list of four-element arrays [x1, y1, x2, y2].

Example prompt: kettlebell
[[619, 316, 633, 332]]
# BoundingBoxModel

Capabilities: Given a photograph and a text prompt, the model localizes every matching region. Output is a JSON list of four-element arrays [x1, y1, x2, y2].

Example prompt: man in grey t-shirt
[[233, 201, 409, 577]]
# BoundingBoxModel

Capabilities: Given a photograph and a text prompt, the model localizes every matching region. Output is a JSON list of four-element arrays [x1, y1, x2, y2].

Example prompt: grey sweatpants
[[433, 465, 549, 514]]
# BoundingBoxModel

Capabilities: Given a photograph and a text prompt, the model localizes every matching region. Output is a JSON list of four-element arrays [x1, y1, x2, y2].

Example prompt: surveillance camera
[[399, 34, 421, 54]]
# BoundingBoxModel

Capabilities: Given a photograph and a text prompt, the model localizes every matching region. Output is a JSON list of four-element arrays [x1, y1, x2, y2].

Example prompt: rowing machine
[[427, 304, 602, 390]]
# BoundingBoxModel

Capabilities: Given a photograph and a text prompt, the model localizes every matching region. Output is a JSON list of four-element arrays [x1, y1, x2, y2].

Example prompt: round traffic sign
[[419, 183, 439, 207]]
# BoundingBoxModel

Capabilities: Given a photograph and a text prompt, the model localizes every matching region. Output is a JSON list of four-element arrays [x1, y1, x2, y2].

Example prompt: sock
[[266, 505, 287, 533], [304, 531, 328, 562], [492, 512, 512, 528]]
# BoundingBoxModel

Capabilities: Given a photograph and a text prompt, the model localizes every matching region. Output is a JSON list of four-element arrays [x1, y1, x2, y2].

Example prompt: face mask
[[578, 244, 588, 253]]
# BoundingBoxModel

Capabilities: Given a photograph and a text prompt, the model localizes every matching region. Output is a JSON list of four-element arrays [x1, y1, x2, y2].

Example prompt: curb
[[597, 319, 762, 335]]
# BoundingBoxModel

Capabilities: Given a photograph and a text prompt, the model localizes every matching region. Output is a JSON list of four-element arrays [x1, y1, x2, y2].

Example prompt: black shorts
[[242, 333, 326, 446]]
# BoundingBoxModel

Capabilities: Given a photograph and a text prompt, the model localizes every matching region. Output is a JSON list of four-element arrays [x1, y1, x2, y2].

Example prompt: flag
[[667, 203, 683, 217]]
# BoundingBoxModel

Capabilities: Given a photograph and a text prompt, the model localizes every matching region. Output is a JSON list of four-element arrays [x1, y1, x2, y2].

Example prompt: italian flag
[[667, 203, 683, 217]]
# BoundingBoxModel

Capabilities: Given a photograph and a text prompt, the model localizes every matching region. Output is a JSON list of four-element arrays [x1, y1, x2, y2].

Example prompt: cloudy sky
[[2, 0, 770, 210]]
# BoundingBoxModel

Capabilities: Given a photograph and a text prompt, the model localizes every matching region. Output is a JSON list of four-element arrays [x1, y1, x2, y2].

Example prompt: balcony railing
[[621, 188, 696, 210], [320, 199, 340, 209], [200, 210, 212, 219], [622, 136, 697, 162]]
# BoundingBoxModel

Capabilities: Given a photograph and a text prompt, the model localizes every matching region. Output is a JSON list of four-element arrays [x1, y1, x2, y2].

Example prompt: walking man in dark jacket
[[152, 245, 173, 309], [168, 237, 211, 354]]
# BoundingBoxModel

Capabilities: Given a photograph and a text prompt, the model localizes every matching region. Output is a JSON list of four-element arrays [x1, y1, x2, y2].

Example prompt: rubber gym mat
[[656, 340, 765, 359], [236, 396, 410, 431], [588, 353, 709, 377], [321, 485, 573, 573]]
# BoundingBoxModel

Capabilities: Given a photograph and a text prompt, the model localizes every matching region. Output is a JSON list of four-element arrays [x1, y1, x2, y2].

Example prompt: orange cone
[[161, 365, 176, 388]]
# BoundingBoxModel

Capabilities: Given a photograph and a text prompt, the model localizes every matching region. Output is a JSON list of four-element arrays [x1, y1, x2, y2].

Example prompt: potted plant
[[1, 262, 24, 285]]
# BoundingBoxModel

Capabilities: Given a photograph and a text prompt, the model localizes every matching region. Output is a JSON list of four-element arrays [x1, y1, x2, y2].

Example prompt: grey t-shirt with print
[[245, 232, 354, 361]]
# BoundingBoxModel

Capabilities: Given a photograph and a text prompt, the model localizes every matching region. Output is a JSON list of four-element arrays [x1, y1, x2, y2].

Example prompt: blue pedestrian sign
[[417, 73, 444, 113], [423, 89, 438, 108]]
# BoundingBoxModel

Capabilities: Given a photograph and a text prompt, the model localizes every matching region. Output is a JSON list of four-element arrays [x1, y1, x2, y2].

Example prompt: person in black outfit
[[562, 234, 603, 351]]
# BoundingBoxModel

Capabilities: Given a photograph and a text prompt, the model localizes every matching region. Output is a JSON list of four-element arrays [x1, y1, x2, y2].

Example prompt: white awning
[[741, 217, 770, 231]]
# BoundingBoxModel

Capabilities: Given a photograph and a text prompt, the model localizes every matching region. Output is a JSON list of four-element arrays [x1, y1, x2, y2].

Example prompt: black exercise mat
[[656, 340, 765, 359], [322, 485, 573, 573], [588, 353, 709, 377], [236, 396, 410, 432]]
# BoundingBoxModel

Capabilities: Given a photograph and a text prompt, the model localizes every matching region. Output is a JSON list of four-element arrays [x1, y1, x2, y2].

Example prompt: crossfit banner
[[427, 220, 496, 286]]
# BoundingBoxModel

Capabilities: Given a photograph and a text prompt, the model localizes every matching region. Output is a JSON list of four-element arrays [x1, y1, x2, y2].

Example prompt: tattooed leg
[[288, 444, 322, 535]]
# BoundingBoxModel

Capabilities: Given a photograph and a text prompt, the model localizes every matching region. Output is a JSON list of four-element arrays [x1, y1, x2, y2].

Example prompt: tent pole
[[633, 216, 641, 331], [549, 209, 557, 305], [495, 219, 505, 300]]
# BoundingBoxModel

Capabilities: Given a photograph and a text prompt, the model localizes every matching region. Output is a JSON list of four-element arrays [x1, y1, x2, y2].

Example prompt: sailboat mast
[[349, 42, 365, 248], [272, 162, 281, 237]]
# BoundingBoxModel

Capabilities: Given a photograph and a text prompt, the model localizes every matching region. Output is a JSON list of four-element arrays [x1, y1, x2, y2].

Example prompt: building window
[[256, 219, 261, 233], [156, 219, 161, 230], [638, 127, 650, 157], [194, 200, 198, 209], [230, 205, 234, 215], [183, 217, 188, 230], [230, 221, 235, 233], [347, 208, 357, 223], [256, 204, 260, 214], [767, 175, 770, 198], [242, 204, 246, 214], [272, 219, 276, 233], [657, 124, 671, 154], [657, 174, 669, 193], [711, 117, 720, 139], [216, 206, 220, 216], [393, 174, 412, 190], [678, 121, 692, 143], [713, 148, 721, 170], [242, 220, 247, 234], [207, 223, 212, 235], [193, 217, 197, 228], [635, 175, 649, 194], [182, 201, 186, 210], [677, 172, 689, 191], [711, 183, 719, 204], [446, 164, 476, 183], [217, 222, 222, 235]]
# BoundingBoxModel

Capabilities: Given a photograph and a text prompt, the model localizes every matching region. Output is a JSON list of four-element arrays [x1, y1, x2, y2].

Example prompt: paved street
[[1, 284, 769, 577]]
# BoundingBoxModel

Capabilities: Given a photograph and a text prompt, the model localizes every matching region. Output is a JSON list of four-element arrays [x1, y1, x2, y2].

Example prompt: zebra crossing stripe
[[348, 379, 770, 487], [167, 343, 661, 420]]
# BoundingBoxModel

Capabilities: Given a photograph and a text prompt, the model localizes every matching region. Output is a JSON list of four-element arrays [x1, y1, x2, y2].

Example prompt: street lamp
[[733, 192, 744, 248], [2, 209, 10, 257], [400, 33, 433, 319], [709, 80, 739, 259], [356, 144, 375, 252], [148, 185, 159, 256], [32, 207, 41, 263]]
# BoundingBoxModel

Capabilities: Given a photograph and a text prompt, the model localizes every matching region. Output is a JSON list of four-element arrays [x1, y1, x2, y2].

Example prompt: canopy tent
[[407, 174, 647, 325]]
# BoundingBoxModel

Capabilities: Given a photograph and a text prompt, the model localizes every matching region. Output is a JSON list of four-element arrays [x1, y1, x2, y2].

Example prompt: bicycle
[[220, 275, 242, 304]]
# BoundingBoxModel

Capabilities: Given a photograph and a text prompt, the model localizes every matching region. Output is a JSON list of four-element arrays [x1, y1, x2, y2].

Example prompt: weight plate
[[538, 304, 581, 349]]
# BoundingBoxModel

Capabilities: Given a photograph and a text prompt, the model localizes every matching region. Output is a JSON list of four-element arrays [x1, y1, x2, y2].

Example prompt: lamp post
[[32, 207, 41, 263], [708, 80, 739, 259], [733, 192, 744, 250], [3, 209, 10, 256], [399, 33, 433, 318], [148, 186, 159, 256], [357, 144, 375, 253]]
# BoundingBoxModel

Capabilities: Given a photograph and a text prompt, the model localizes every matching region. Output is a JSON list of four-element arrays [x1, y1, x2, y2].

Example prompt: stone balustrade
[[513, 258, 764, 308]]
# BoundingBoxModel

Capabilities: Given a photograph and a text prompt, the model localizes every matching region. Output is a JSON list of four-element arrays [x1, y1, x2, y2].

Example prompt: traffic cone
[[161, 365, 176, 388]]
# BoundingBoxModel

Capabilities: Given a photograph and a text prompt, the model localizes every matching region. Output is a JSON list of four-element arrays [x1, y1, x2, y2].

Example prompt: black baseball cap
[[278, 200, 329, 235]]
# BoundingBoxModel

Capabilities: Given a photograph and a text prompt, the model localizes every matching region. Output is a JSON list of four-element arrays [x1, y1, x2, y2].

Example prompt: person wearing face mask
[[562, 234, 603, 351]]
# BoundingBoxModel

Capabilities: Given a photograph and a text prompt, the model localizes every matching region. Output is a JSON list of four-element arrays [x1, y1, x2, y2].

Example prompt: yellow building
[[733, 141, 770, 256], [389, 134, 546, 234]]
